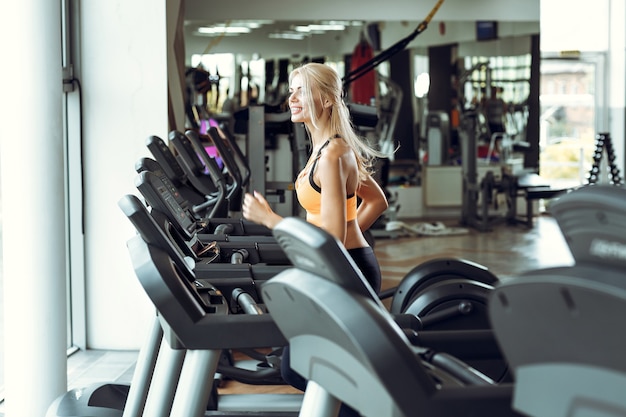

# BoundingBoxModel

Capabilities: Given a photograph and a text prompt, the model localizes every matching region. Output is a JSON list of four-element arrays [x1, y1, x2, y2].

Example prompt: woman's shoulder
[[319, 138, 357, 170], [324, 136, 352, 156]]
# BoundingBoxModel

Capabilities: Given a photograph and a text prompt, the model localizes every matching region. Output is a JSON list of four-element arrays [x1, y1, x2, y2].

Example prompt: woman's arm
[[317, 150, 350, 243], [356, 175, 389, 232]]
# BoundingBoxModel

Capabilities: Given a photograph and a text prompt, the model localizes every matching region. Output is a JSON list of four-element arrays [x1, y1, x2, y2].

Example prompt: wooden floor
[[3, 212, 574, 411], [376, 213, 573, 290]]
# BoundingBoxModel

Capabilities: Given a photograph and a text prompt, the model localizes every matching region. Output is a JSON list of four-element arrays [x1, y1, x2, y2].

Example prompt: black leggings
[[346, 246, 382, 294], [280, 245, 382, 416]]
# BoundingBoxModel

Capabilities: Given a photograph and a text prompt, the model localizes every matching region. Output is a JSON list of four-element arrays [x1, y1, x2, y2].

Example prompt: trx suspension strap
[[342, 0, 445, 88]]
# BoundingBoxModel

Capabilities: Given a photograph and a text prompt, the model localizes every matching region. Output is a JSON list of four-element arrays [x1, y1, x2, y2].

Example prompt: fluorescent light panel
[[269, 32, 306, 40], [294, 23, 345, 32], [197, 26, 251, 34], [196, 19, 274, 36]]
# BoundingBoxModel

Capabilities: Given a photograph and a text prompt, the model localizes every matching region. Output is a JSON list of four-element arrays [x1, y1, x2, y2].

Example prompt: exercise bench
[[507, 173, 570, 228]]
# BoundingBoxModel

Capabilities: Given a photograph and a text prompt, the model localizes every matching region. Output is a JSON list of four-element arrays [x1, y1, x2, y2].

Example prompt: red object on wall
[[349, 39, 377, 105], [439, 22, 446, 35]]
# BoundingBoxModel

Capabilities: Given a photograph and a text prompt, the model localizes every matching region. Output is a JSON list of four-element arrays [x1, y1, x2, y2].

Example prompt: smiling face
[[288, 73, 311, 124], [288, 63, 343, 136]]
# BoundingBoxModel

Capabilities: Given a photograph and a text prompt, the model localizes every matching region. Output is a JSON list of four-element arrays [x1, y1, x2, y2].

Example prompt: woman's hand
[[242, 191, 283, 230], [356, 175, 389, 232]]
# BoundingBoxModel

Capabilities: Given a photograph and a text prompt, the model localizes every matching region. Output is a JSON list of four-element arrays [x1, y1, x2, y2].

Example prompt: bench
[[507, 173, 570, 228]]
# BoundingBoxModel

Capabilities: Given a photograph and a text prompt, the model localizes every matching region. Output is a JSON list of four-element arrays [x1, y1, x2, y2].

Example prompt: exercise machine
[[134, 170, 288, 265], [196, 126, 249, 211], [145, 134, 229, 218], [137, 155, 268, 238], [168, 130, 230, 217], [47, 196, 295, 417], [487, 184, 626, 416], [136, 153, 509, 380], [119, 194, 288, 301], [170, 129, 243, 214], [489, 274, 626, 417], [261, 217, 520, 417], [385, 257, 508, 381]]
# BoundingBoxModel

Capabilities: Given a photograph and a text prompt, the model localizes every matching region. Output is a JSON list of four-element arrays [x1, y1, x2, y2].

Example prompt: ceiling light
[[229, 19, 275, 29], [294, 23, 345, 33], [197, 26, 251, 35], [308, 24, 345, 31], [293, 23, 346, 34], [269, 32, 307, 40], [321, 20, 363, 26]]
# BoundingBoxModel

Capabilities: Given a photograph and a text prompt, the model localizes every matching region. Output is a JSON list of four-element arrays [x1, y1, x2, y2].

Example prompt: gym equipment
[[513, 183, 626, 287], [425, 110, 450, 166], [125, 228, 299, 415], [124, 234, 303, 416], [133, 168, 499, 330], [486, 184, 626, 416], [458, 106, 507, 232], [342, 0, 444, 88], [383, 257, 510, 381], [234, 104, 308, 217], [134, 170, 288, 265], [212, 126, 252, 194], [47, 196, 296, 417], [136, 155, 270, 237], [171, 128, 243, 213], [145, 134, 229, 218], [349, 36, 377, 105], [388, 259, 496, 327], [119, 194, 288, 302], [266, 218, 507, 379], [136, 149, 509, 373], [168, 129, 230, 217], [261, 216, 519, 417], [489, 274, 626, 417], [196, 126, 249, 211], [135, 156, 223, 221], [120, 216, 506, 417], [548, 184, 626, 269], [587, 132, 623, 185]]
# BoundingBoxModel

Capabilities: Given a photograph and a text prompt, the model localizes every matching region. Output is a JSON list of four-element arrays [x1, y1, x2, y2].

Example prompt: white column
[[0, 0, 68, 416]]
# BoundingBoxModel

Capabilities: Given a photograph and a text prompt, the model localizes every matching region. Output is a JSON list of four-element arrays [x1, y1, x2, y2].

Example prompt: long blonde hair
[[289, 63, 386, 181]]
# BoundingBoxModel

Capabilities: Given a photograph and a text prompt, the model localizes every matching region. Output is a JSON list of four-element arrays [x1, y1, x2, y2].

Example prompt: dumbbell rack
[[587, 132, 623, 185]]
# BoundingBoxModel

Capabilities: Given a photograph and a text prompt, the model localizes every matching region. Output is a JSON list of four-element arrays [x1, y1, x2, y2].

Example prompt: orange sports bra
[[295, 138, 357, 227]]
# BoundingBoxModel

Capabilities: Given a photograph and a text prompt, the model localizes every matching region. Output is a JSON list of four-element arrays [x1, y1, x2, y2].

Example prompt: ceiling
[[182, 0, 539, 58], [184, 0, 539, 23]]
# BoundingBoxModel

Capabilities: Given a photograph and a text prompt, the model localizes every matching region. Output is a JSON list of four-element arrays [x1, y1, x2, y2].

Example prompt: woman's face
[[288, 73, 308, 123], [289, 73, 324, 124]]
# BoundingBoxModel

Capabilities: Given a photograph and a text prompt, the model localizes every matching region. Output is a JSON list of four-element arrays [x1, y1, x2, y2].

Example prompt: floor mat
[[385, 220, 470, 237]]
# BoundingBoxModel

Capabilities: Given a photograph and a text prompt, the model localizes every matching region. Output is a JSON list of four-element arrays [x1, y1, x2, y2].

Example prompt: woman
[[242, 63, 389, 417], [242, 62, 388, 293]]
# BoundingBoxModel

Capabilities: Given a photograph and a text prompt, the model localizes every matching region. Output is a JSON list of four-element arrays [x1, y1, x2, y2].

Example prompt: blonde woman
[[242, 62, 389, 417], [243, 62, 388, 292]]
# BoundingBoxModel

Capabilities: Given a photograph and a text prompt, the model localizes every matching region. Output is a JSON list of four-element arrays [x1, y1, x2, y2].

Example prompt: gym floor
[[0, 211, 575, 411]]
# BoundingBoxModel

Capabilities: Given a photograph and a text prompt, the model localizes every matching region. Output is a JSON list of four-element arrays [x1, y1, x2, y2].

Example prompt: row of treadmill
[[47, 124, 626, 417]]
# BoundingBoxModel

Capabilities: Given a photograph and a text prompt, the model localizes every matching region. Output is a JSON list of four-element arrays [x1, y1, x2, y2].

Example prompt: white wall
[[80, 0, 169, 349]]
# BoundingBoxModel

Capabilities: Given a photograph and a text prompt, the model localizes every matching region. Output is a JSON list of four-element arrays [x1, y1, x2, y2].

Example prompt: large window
[[539, 0, 610, 187], [539, 56, 604, 187]]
